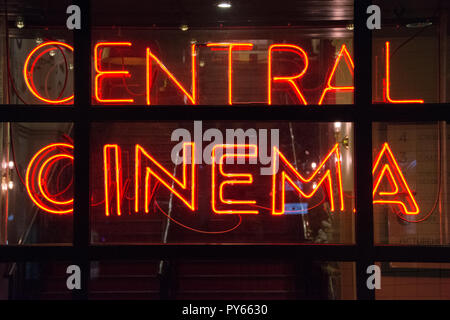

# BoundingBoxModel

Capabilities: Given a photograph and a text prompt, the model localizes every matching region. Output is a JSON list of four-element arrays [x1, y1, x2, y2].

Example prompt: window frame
[[1, 0, 450, 300]]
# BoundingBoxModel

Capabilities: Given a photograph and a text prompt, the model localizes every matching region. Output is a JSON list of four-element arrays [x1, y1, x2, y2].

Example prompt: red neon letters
[[25, 143, 74, 215], [135, 143, 196, 214], [268, 44, 309, 105], [272, 144, 344, 215], [94, 42, 134, 104], [384, 41, 424, 104], [372, 142, 420, 215], [146, 44, 197, 105], [25, 142, 419, 219], [206, 43, 254, 105], [318, 44, 355, 105], [211, 144, 259, 214], [24, 40, 428, 105], [23, 41, 74, 104], [103, 144, 123, 216]]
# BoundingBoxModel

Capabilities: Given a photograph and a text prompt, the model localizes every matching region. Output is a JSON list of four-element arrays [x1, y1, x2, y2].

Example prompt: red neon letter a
[[318, 44, 354, 105], [272, 144, 344, 215], [372, 143, 420, 214], [135, 143, 196, 213]]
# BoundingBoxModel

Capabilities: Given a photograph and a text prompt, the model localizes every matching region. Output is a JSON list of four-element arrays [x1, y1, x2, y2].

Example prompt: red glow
[[103, 144, 122, 216], [318, 44, 354, 105], [24, 141, 424, 222], [206, 43, 254, 105], [384, 42, 424, 104], [37, 154, 73, 206], [211, 144, 259, 214], [272, 144, 344, 215], [146, 44, 197, 105], [23, 40, 431, 106], [94, 42, 134, 104], [23, 41, 74, 104], [268, 44, 309, 105], [135, 143, 196, 213], [375, 165, 399, 196], [372, 142, 420, 215], [25, 143, 74, 215]]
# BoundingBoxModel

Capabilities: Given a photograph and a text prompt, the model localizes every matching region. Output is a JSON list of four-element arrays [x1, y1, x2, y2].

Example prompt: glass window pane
[[90, 1, 354, 106], [372, 122, 449, 245], [376, 262, 450, 300], [175, 261, 355, 300], [5, 262, 71, 300], [2, 0, 73, 105], [90, 260, 355, 300], [0, 122, 73, 245], [0, 263, 7, 299], [372, 0, 442, 103], [90, 121, 355, 244], [90, 260, 160, 300]]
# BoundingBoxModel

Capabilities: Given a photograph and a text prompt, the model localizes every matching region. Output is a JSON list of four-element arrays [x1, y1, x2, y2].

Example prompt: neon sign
[[268, 44, 309, 105], [25, 143, 74, 215], [134, 143, 196, 213], [211, 144, 259, 214], [23, 41, 74, 104], [146, 44, 197, 105], [272, 143, 344, 215], [94, 42, 134, 104], [372, 143, 419, 215], [23, 41, 424, 105], [206, 43, 254, 105], [25, 142, 420, 220], [318, 44, 354, 105], [384, 42, 424, 104]]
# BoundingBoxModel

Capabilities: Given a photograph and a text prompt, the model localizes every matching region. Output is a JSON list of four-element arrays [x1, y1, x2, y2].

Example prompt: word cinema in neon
[[25, 141, 420, 220]]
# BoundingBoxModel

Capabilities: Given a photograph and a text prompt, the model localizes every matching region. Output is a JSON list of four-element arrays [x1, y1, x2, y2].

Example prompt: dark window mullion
[[86, 105, 357, 121], [354, 0, 375, 300], [73, 0, 92, 300]]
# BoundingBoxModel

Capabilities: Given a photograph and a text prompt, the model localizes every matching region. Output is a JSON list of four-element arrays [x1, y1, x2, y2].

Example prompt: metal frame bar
[[354, 0, 374, 300], [1, 105, 449, 122], [2, 245, 450, 262], [71, 0, 91, 300], [0, 0, 447, 300]]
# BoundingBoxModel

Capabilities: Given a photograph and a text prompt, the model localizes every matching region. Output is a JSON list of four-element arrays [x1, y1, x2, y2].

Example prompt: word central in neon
[[23, 41, 424, 105], [25, 142, 420, 219]]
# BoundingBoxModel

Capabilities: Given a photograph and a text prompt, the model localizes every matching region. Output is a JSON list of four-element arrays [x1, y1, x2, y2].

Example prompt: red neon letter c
[[25, 143, 74, 215], [23, 41, 74, 104]]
